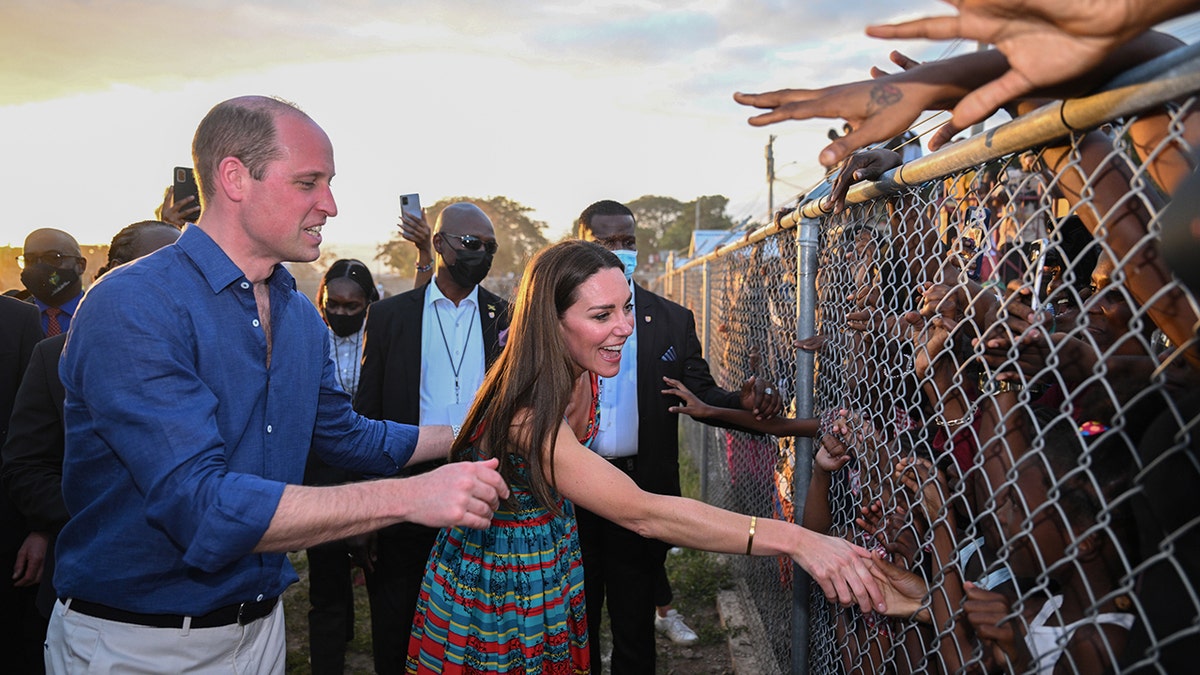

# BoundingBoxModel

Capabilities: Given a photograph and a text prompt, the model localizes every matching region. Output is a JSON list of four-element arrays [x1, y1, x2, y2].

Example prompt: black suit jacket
[[1, 333, 68, 532], [0, 296, 42, 447], [356, 282, 509, 445], [631, 284, 740, 497], [1, 333, 67, 617], [0, 294, 44, 600]]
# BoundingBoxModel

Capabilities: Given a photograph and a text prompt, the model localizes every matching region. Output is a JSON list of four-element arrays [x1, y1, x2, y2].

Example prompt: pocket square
[[660, 346, 677, 362]]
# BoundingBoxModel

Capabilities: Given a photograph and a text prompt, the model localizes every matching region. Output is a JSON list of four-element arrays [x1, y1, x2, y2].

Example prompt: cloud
[[0, 0, 954, 105]]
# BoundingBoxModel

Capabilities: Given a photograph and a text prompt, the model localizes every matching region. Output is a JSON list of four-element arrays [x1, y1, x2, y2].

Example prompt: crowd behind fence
[[657, 43, 1200, 675]]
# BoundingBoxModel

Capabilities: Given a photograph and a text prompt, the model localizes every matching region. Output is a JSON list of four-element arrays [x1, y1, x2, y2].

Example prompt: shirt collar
[[331, 326, 364, 344], [33, 291, 83, 316], [177, 226, 296, 295], [425, 276, 479, 310]]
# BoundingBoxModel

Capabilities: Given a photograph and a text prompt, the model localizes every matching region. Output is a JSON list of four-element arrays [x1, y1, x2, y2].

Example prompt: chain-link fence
[[658, 42, 1200, 674]]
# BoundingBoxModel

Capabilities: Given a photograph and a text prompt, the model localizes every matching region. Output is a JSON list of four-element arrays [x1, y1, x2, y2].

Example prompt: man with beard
[[18, 229, 87, 337], [355, 201, 510, 673]]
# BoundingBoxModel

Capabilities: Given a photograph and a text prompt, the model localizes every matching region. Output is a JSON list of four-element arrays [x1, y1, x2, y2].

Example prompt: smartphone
[[173, 166, 201, 223], [400, 193, 421, 220]]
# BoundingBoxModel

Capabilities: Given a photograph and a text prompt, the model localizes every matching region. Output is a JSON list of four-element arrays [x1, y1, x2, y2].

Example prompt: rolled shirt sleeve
[[54, 227, 412, 614]]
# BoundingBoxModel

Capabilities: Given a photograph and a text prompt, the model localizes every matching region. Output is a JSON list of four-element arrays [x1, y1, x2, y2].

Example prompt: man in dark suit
[[0, 293, 48, 673], [19, 228, 88, 337], [574, 199, 782, 673], [2, 221, 181, 673], [355, 202, 510, 673]]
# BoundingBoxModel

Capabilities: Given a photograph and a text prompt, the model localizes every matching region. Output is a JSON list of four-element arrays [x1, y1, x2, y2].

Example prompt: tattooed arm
[[868, 0, 1200, 139], [735, 31, 1184, 166]]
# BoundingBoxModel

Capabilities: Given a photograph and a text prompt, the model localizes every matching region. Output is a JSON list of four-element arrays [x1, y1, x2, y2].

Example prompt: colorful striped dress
[[404, 450, 591, 674]]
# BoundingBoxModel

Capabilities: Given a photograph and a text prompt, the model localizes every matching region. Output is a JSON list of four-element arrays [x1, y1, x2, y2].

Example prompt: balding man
[[356, 202, 510, 673], [45, 97, 507, 673], [18, 228, 87, 337]]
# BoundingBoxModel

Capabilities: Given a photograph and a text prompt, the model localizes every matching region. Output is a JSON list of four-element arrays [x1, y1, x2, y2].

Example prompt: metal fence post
[[700, 261, 712, 502], [791, 217, 820, 673]]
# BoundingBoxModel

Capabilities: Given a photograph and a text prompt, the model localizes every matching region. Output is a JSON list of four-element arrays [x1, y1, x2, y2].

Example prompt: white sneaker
[[654, 608, 698, 645]]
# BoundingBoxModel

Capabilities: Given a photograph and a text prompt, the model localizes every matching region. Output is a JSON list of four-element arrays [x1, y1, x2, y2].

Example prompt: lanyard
[[433, 301, 476, 404]]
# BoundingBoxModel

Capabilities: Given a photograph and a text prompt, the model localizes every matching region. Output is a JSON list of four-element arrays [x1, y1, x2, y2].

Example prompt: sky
[[3, 1, 1199, 261]]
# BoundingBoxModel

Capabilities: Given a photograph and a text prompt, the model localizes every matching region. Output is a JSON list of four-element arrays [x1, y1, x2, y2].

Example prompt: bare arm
[[868, 1, 1197, 140], [549, 422, 886, 613], [735, 30, 1184, 165], [405, 424, 455, 466], [400, 209, 434, 289], [663, 376, 819, 436], [253, 457, 508, 553]]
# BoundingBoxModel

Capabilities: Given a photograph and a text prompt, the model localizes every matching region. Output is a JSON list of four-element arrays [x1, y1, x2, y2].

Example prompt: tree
[[376, 195, 549, 280], [622, 194, 736, 260], [660, 195, 735, 253]]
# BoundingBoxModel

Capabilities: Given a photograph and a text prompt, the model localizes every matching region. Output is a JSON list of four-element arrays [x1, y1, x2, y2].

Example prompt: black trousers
[[363, 522, 439, 674], [576, 505, 668, 674], [305, 540, 355, 675]]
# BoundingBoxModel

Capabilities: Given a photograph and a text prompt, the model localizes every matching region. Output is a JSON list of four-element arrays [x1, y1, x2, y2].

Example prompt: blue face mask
[[612, 249, 638, 282]]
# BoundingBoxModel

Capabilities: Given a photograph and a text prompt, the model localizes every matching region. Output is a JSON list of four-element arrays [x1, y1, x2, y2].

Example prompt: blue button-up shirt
[[55, 226, 417, 614], [33, 292, 81, 335]]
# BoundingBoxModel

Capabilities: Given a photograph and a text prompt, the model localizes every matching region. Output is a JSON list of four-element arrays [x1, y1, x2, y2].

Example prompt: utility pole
[[766, 135, 777, 217]]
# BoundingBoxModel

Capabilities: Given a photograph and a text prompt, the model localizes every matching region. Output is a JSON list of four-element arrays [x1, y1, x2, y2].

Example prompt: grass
[[282, 551, 375, 674]]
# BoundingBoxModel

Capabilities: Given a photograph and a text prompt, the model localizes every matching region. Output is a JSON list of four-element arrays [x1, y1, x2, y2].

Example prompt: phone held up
[[400, 193, 421, 220], [173, 166, 202, 224]]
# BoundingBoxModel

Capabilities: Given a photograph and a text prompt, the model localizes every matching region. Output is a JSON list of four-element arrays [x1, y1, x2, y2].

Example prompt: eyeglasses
[[16, 252, 85, 269], [441, 233, 498, 255]]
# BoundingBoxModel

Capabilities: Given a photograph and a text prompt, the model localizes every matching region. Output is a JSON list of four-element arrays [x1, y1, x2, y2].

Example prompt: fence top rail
[[662, 41, 1200, 278]]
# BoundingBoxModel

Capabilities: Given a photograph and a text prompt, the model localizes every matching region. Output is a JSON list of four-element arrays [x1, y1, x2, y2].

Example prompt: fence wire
[[661, 55, 1200, 675]]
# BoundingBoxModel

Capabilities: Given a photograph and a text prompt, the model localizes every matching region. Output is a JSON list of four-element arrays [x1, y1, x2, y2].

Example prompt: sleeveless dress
[[405, 376, 600, 674]]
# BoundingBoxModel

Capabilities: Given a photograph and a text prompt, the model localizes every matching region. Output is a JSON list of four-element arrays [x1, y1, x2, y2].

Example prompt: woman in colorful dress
[[405, 240, 886, 674]]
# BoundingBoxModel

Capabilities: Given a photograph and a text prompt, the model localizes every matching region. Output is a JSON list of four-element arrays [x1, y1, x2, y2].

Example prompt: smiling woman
[[403, 239, 886, 674]]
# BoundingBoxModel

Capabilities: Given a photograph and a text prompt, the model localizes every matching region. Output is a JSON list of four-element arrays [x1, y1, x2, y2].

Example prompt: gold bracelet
[[746, 516, 757, 555]]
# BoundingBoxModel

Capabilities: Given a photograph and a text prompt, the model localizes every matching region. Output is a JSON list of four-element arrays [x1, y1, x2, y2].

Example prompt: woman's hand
[[792, 528, 888, 614]]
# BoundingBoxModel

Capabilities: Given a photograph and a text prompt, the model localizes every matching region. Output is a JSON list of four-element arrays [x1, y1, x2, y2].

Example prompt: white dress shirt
[[329, 326, 364, 399], [419, 278, 486, 426], [593, 282, 640, 458]]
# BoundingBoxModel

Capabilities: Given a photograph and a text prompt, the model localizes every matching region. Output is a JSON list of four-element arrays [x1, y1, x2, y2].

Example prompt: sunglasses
[[16, 252, 85, 269], [441, 233, 498, 255]]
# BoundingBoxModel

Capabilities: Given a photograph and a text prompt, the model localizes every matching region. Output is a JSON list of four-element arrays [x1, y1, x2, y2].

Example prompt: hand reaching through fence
[[867, 0, 1200, 144], [663, 376, 816, 436], [829, 148, 904, 213], [962, 581, 1030, 670]]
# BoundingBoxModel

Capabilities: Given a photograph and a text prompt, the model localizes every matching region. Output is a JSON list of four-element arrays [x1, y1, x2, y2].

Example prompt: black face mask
[[326, 310, 366, 337], [21, 262, 80, 306], [446, 247, 494, 289]]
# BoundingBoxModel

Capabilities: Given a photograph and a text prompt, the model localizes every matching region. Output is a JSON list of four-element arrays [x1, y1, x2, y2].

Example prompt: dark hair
[[317, 259, 379, 314], [192, 96, 308, 207], [94, 221, 180, 279], [578, 199, 634, 236], [452, 240, 623, 514]]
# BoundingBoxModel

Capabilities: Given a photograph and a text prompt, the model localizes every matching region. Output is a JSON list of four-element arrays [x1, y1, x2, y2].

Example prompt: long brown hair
[[451, 240, 624, 514]]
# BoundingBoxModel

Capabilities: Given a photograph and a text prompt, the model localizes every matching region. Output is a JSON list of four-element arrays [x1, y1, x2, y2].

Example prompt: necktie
[[45, 307, 62, 337]]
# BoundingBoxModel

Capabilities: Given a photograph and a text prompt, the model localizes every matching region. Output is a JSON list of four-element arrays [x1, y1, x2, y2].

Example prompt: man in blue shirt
[[44, 96, 508, 674]]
